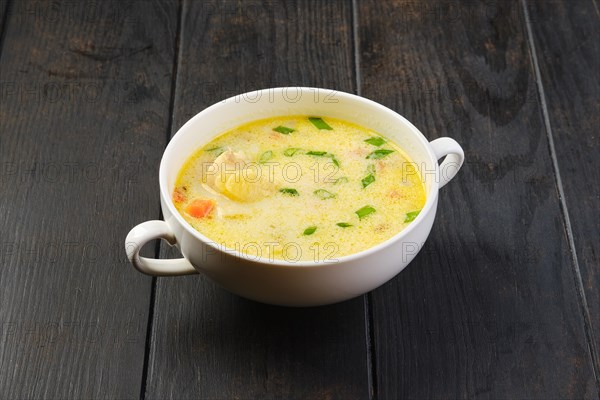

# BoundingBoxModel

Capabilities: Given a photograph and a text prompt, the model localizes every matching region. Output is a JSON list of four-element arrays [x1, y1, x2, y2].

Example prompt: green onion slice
[[273, 126, 294, 134], [308, 117, 333, 130], [364, 137, 386, 146], [205, 146, 225, 156], [284, 148, 302, 157], [361, 174, 375, 188], [404, 210, 421, 223], [303, 226, 317, 235], [336, 222, 353, 228], [314, 189, 336, 199], [306, 151, 340, 167], [279, 188, 299, 196], [366, 149, 395, 159], [355, 205, 376, 220], [259, 150, 274, 164]]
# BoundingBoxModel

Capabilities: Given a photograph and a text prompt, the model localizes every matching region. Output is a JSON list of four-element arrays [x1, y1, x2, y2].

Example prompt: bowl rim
[[159, 87, 440, 268]]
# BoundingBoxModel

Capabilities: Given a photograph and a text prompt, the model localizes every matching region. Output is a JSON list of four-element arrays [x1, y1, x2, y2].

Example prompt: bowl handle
[[429, 137, 464, 189], [125, 220, 198, 276]]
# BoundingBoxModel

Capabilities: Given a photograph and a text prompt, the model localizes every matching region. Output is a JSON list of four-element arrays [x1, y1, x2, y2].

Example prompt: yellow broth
[[173, 116, 426, 262]]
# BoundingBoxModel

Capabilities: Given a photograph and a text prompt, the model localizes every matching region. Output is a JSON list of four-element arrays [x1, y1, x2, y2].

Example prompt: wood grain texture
[[144, 1, 370, 399], [527, 0, 600, 383], [357, 0, 598, 398], [0, 0, 177, 398], [0, 0, 10, 37]]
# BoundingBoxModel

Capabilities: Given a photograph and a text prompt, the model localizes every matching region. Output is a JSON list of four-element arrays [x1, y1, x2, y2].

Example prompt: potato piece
[[223, 168, 264, 201], [205, 149, 273, 202]]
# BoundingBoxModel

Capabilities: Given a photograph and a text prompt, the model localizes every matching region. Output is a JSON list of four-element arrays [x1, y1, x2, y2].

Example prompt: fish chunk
[[204, 149, 274, 202]]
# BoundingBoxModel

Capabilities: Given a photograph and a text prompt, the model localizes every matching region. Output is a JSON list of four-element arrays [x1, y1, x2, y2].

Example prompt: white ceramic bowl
[[125, 87, 464, 306]]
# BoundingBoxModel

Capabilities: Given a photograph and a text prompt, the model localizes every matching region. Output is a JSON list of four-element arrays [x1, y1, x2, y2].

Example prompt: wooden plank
[[0, 1, 178, 398], [0, 0, 9, 36], [145, 1, 370, 399], [357, 0, 598, 398], [527, 0, 600, 380]]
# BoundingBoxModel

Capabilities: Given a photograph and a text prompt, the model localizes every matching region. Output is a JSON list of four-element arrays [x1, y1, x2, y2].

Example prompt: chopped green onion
[[279, 188, 299, 196], [303, 226, 317, 235], [366, 149, 395, 159], [205, 146, 225, 156], [273, 125, 294, 134], [306, 151, 340, 167], [361, 174, 375, 188], [355, 205, 376, 220], [314, 189, 336, 199], [284, 148, 302, 157], [404, 210, 421, 223], [259, 150, 274, 163], [364, 137, 387, 146], [336, 222, 353, 228], [362, 164, 376, 188], [334, 177, 349, 184], [308, 117, 333, 130]]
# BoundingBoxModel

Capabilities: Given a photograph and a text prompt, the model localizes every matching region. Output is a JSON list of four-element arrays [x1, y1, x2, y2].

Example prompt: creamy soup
[[172, 116, 426, 262]]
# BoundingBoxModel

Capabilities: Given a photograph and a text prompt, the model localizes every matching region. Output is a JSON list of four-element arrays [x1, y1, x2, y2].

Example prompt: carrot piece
[[186, 199, 216, 218]]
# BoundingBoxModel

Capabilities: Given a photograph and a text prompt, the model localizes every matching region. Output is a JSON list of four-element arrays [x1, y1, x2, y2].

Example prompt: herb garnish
[[362, 164, 376, 188], [366, 149, 395, 159], [205, 146, 225, 157], [306, 151, 340, 167], [273, 126, 294, 134], [284, 148, 302, 157], [303, 226, 317, 235], [279, 188, 299, 196], [361, 174, 375, 188], [364, 137, 386, 147], [355, 205, 376, 220], [314, 189, 336, 199], [308, 117, 333, 130], [404, 210, 421, 223], [259, 150, 274, 163]]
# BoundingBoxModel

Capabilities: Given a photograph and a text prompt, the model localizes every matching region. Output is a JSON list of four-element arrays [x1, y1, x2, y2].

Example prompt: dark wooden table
[[1, 1, 598, 399]]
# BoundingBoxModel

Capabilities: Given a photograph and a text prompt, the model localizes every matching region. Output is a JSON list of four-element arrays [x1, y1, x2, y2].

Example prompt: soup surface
[[173, 116, 426, 262]]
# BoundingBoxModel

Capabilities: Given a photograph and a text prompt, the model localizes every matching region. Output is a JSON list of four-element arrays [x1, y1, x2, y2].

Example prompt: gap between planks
[[521, 0, 600, 393], [140, 0, 184, 398], [351, 0, 376, 398], [0, 0, 14, 59]]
